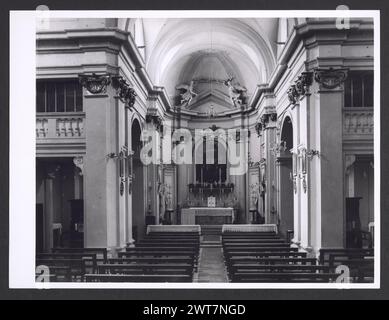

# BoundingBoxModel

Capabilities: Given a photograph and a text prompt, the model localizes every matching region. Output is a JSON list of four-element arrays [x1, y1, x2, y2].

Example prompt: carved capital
[[146, 107, 163, 132], [111, 76, 137, 109], [314, 68, 348, 90], [79, 73, 111, 94], [295, 72, 313, 96], [255, 122, 263, 137], [73, 156, 84, 176], [287, 72, 313, 104], [260, 112, 277, 129]]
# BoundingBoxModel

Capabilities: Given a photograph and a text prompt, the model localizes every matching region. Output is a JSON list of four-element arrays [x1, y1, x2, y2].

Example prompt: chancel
[[34, 16, 375, 284]]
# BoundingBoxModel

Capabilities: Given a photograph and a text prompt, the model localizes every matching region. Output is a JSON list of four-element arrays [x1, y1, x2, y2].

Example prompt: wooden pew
[[85, 273, 192, 282], [108, 257, 195, 265], [35, 265, 72, 282], [231, 272, 339, 283], [36, 258, 86, 281], [318, 248, 374, 265], [97, 263, 194, 276], [52, 247, 108, 263], [223, 246, 298, 253], [37, 253, 97, 273], [328, 253, 374, 282]]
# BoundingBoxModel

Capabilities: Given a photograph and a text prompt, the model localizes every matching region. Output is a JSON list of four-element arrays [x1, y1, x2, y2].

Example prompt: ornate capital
[[146, 108, 163, 132], [314, 68, 348, 89], [254, 122, 263, 137], [295, 72, 313, 96], [260, 112, 277, 129], [79, 73, 111, 94], [287, 72, 313, 104], [73, 156, 84, 176], [111, 76, 137, 109]]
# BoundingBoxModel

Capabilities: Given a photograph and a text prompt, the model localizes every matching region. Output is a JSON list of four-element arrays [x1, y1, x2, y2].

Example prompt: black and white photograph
[[8, 9, 380, 290]]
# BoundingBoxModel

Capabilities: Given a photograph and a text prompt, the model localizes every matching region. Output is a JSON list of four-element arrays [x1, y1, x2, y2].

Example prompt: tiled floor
[[197, 247, 228, 282]]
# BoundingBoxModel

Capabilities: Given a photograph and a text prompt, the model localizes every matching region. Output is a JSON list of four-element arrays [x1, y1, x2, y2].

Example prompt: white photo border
[[9, 9, 381, 289]]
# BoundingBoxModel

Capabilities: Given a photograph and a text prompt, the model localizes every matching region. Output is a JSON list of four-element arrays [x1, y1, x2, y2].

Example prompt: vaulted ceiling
[[122, 18, 282, 111]]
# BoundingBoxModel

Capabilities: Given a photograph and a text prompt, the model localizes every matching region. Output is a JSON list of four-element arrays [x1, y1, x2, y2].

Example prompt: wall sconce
[[291, 150, 298, 194], [299, 148, 307, 193], [107, 148, 134, 196], [306, 149, 320, 159]]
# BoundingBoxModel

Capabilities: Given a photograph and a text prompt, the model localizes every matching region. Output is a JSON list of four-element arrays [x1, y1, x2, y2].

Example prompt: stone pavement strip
[[196, 247, 228, 282]]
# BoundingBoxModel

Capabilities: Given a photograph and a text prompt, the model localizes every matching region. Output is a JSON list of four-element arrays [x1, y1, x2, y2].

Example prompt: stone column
[[82, 79, 119, 249], [309, 68, 348, 249], [43, 164, 60, 252], [261, 112, 277, 224]]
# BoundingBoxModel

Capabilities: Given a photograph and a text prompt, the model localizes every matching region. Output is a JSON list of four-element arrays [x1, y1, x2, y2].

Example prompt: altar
[[181, 207, 235, 225]]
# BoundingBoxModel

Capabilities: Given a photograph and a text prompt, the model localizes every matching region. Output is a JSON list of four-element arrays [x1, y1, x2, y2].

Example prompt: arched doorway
[[131, 119, 145, 242], [278, 117, 294, 238]]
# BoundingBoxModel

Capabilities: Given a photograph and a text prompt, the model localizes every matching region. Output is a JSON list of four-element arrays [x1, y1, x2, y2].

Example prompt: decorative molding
[[111, 76, 137, 109], [79, 73, 111, 94], [73, 156, 84, 176], [314, 67, 348, 90]]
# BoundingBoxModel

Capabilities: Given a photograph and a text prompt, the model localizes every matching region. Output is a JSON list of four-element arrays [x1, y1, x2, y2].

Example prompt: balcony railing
[[343, 108, 374, 136], [36, 112, 85, 139]]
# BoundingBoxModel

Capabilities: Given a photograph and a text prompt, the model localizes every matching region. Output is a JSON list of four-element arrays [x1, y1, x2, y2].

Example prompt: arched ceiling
[[120, 18, 279, 110]]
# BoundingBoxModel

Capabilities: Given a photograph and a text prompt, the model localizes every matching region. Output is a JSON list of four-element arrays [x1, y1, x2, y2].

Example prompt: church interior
[[35, 17, 375, 283]]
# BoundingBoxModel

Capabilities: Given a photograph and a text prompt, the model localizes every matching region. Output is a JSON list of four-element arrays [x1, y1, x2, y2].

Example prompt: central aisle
[[196, 247, 228, 282], [195, 226, 228, 282]]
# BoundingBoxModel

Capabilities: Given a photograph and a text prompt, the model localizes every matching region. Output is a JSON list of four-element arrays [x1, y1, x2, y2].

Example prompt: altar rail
[[147, 225, 201, 234], [222, 224, 278, 233]]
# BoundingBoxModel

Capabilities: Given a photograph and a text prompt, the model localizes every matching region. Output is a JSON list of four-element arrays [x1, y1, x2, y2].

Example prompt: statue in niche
[[176, 80, 198, 106], [223, 77, 247, 107]]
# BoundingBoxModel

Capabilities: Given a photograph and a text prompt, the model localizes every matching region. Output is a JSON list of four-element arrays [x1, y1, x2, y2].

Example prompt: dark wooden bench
[[318, 248, 374, 265], [36, 258, 86, 281], [97, 263, 194, 276], [223, 247, 298, 253], [231, 272, 339, 283], [85, 273, 192, 282], [35, 265, 72, 282], [327, 253, 374, 282], [108, 257, 195, 265], [225, 251, 307, 259], [231, 264, 329, 274], [52, 247, 108, 263], [223, 242, 290, 248], [37, 253, 97, 273]]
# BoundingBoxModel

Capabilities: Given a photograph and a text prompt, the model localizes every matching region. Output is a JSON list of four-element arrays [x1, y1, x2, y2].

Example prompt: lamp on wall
[[106, 147, 134, 196]]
